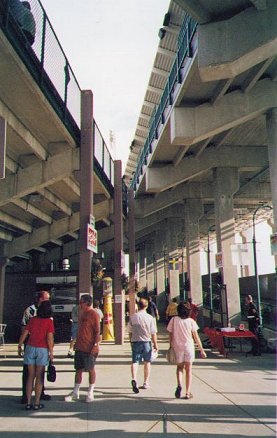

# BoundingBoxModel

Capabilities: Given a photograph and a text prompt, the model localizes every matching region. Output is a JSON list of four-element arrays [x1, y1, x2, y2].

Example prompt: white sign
[[87, 224, 97, 253], [115, 295, 122, 303], [89, 215, 95, 226]]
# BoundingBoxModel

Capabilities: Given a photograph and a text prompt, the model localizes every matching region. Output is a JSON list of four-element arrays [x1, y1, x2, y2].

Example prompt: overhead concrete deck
[[125, 0, 276, 240]]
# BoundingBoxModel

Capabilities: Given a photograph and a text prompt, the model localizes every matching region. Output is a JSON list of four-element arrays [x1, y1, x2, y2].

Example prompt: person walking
[[167, 302, 206, 400], [245, 294, 261, 356], [128, 298, 158, 393], [20, 290, 51, 404], [186, 298, 199, 321], [18, 300, 54, 410], [65, 294, 100, 403], [166, 297, 178, 322], [146, 296, 159, 328]]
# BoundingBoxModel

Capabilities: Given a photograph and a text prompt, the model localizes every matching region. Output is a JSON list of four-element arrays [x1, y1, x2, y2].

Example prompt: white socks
[[73, 383, 80, 396]]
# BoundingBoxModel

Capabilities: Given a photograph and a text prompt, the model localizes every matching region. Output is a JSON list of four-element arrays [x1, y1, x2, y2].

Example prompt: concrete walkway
[[0, 325, 276, 437]]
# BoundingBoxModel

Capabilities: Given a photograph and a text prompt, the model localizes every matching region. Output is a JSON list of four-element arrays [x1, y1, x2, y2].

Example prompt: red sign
[[87, 224, 97, 253]]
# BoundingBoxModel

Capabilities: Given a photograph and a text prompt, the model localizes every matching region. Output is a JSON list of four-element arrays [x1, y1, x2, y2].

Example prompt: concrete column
[[113, 161, 124, 344], [128, 188, 136, 317], [184, 199, 203, 307], [145, 239, 155, 292], [0, 249, 8, 323], [167, 218, 182, 300], [138, 245, 147, 290], [266, 108, 277, 273], [240, 232, 250, 277], [213, 167, 240, 325], [154, 224, 168, 295], [78, 90, 94, 298]]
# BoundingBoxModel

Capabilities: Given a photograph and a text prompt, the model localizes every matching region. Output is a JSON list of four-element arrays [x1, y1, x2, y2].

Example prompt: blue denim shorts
[[71, 322, 78, 340], [131, 341, 152, 363], [24, 345, 49, 366]]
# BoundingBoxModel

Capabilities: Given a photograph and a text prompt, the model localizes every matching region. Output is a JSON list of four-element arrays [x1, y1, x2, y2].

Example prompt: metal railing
[[131, 15, 197, 191], [94, 120, 114, 190]]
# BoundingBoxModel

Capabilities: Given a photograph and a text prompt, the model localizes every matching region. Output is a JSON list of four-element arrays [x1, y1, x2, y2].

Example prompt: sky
[[41, 0, 170, 171]]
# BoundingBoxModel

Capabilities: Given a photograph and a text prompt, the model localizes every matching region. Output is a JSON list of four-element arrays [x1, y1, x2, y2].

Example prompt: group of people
[[18, 291, 102, 410], [128, 295, 206, 398], [166, 297, 199, 322], [17, 289, 261, 409]]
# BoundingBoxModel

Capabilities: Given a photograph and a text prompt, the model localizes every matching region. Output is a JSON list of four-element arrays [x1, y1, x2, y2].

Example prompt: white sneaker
[[64, 391, 79, 402], [141, 382, 150, 389], [86, 392, 94, 403]]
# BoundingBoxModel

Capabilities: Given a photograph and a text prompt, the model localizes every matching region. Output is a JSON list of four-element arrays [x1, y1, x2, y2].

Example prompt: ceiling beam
[[0, 98, 48, 161], [0, 148, 79, 207], [0, 229, 13, 241], [12, 198, 52, 224], [4, 212, 80, 258], [241, 57, 275, 93], [63, 177, 80, 197], [38, 188, 72, 216], [171, 79, 276, 146], [0, 211, 32, 232], [146, 146, 268, 192]]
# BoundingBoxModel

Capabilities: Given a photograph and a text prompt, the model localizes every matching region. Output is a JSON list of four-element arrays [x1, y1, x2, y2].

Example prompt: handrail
[[131, 15, 197, 191]]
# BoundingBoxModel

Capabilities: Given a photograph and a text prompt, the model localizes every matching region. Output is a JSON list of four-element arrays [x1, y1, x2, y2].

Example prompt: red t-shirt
[[75, 308, 100, 353], [26, 317, 55, 348]]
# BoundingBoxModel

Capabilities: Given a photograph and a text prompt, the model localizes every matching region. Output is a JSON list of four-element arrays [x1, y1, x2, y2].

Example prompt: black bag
[[47, 361, 56, 382]]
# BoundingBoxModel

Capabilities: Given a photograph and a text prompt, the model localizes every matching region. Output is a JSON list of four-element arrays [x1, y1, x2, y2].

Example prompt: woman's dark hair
[[37, 300, 53, 319], [177, 302, 191, 319]]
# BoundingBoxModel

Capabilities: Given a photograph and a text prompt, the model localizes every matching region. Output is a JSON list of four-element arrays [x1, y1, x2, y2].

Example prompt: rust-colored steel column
[[0, 247, 7, 323], [78, 90, 94, 299], [128, 188, 136, 316], [113, 160, 125, 344]]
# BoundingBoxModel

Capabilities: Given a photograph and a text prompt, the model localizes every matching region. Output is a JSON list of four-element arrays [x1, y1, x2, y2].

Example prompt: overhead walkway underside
[[125, 0, 276, 242], [0, 2, 116, 266]]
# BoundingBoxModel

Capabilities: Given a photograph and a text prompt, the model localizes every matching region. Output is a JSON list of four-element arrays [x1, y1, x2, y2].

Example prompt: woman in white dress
[[167, 302, 206, 399]]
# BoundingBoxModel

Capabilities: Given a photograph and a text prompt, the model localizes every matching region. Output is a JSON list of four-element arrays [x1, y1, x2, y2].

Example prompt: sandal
[[175, 385, 182, 399], [131, 379, 139, 394], [184, 393, 193, 400], [25, 404, 32, 411], [33, 403, 44, 410]]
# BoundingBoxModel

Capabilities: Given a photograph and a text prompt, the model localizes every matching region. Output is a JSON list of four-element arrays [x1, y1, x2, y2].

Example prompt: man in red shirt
[[65, 294, 100, 403]]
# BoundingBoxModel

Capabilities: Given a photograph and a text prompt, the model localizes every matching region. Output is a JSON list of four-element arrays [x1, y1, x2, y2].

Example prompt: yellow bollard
[[102, 277, 115, 341]]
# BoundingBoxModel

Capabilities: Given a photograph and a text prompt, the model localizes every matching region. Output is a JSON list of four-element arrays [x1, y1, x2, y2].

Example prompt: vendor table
[[204, 327, 257, 357]]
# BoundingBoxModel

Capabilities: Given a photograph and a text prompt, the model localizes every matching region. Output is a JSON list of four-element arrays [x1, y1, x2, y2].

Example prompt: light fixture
[[163, 12, 170, 27], [158, 28, 166, 40], [62, 258, 70, 270]]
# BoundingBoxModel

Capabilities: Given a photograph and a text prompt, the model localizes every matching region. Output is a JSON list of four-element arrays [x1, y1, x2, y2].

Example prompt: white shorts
[[174, 347, 195, 364]]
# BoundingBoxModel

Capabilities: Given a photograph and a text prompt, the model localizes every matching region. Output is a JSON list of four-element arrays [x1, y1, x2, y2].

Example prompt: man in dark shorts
[[65, 294, 100, 403]]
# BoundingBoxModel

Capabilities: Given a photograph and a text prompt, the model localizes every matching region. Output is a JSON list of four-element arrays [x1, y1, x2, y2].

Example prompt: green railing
[[131, 15, 197, 191]]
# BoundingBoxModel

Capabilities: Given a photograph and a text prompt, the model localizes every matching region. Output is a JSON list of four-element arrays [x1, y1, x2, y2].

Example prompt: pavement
[[0, 324, 276, 437]]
